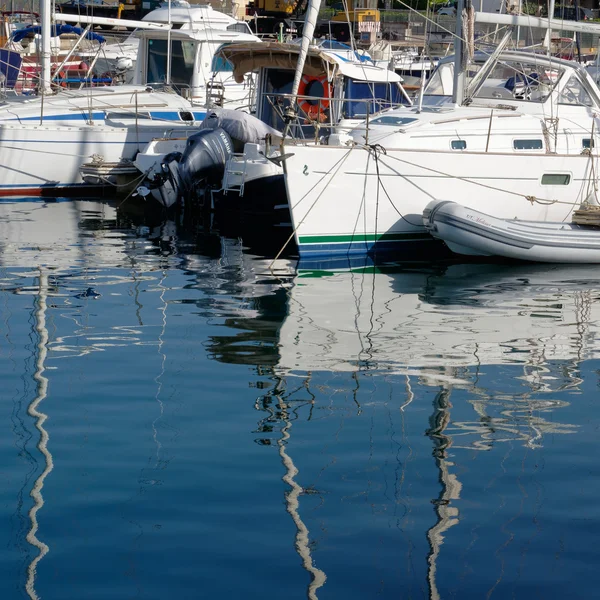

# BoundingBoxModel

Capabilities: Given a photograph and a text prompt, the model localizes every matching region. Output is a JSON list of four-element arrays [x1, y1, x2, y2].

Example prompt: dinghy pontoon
[[423, 200, 600, 263]]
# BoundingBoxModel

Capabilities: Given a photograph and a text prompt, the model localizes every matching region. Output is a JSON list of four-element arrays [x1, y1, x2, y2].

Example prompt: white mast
[[166, 0, 172, 85], [545, 0, 556, 52], [452, 0, 465, 106], [40, 0, 52, 94], [290, 0, 321, 106]]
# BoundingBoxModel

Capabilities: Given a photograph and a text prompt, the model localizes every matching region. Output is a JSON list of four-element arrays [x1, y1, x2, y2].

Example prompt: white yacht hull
[[284, 144, 595, 259], [0, 121, 201, 196]]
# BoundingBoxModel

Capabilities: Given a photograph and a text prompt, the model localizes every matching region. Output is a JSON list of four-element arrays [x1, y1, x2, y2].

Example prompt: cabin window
[[472, 60, 560, 103], [370, 116, 417, 126], [226, 22, 253, 34], [451, 140, 466, 150], [541, 174, 571, 185], [423, 61, 454, 96], [146, 39, 196, 86], [343, 80, 406, 118], [179, 111, 194, 122], [513, 139, 543, 150], [211, 55, 234, 73], [558, 74, 594, 106], [583, 138, 595, 149]]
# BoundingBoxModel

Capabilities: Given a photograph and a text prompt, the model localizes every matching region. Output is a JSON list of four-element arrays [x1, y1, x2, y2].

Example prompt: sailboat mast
[[289, 0, 321, 108], [40, 0, 53, 94], [452, 0, 465, 106], [166, 0, 172, 85]]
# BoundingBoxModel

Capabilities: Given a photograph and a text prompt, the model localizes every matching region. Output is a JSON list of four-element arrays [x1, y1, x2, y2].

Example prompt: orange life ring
[[297, 74, 331, 121]]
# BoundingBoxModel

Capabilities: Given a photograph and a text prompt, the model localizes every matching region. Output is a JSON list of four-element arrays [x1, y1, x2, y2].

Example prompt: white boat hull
[[284, 144, 595, 259], [423, 200, 600, 263], [0, 121, 200, 196]]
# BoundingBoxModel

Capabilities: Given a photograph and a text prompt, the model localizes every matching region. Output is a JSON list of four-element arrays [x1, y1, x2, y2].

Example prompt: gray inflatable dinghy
[[423, 200, 600, 263]]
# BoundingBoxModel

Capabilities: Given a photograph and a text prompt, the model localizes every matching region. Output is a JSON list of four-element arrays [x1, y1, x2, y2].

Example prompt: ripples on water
[[0, 198, 598, 599]]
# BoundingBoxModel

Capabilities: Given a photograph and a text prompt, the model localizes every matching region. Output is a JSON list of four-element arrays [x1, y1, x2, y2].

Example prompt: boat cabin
[[424, 50, 600, 116], [133, 26, 261, 105], [348, 50, 600, 156], [140, 2, 254, 33], [217, 41, 409, 137]]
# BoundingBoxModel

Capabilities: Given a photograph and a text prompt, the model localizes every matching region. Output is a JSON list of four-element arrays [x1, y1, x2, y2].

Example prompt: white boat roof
[[334, 59, 402, 83], [142, 2, 238, 27], [137, 27, 260, 44]]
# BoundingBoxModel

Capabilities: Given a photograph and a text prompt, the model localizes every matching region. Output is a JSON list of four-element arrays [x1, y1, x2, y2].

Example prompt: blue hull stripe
[[8, 110, 206, 122], [297, 238, 434, 258]]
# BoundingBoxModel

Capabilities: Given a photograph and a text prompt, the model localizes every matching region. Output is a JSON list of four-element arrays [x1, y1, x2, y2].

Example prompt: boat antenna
[[284, 0, 322, 136]]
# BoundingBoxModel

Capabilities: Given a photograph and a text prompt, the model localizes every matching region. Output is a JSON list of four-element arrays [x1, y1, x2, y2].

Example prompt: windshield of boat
[[343, 80, 406, 117], [146, 38, 197, 85], [424, 57, 565, 104]]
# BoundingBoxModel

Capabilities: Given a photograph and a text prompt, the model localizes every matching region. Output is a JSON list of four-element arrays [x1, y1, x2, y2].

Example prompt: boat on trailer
[[423, 200, 600, 263]]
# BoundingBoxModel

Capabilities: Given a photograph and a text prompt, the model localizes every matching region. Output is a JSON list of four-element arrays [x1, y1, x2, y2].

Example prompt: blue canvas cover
[[0, 49, 22, 89]]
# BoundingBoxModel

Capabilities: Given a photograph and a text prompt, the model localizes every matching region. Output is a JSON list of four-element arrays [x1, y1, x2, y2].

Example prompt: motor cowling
[[178, 128, 233, 196]]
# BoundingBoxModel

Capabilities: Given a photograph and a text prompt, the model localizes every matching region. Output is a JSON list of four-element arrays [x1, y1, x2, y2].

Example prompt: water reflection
[[1, 199, 599, 598], [25, 270, 53, 600], [259, 263, 600, 596], [426, 387, 461, 600], [280, 264, 600, 377]]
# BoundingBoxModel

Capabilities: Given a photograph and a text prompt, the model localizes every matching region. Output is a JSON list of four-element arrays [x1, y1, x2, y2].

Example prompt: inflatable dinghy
[[423, 200, 600, 263]]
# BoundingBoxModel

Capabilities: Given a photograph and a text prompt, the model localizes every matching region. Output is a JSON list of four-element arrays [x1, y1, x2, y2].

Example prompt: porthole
[[541, 174, 570, 185], [513, 139, 543, 150]]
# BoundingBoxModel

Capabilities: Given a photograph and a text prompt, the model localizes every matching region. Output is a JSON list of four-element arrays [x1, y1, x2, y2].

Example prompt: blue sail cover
[[12, 24, 105, 43]]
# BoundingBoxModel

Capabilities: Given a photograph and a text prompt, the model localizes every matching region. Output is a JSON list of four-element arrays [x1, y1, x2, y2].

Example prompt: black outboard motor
[[178, 128, 233, 198], [138, 128, 233, 209], [139, 151, 183, 209]]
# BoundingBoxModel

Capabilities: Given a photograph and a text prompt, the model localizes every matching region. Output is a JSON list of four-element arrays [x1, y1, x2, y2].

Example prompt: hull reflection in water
[[262, 262, 597, 597], [279, 263, 600, 380]]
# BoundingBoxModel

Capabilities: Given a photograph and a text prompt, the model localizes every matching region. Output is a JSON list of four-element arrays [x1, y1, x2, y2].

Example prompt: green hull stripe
[[298, 232, 428, 244]]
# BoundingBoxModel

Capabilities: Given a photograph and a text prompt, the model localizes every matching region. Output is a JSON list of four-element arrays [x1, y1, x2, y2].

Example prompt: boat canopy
[[12, 24, 105, 43], [218, 42, 402, 84]]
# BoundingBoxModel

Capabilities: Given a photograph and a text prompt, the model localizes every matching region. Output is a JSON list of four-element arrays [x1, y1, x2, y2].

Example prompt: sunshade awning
[[218, 42, 337, 83]]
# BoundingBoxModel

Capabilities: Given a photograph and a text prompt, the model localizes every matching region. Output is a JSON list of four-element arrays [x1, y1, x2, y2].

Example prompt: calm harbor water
[[1, 198, 599, 599]]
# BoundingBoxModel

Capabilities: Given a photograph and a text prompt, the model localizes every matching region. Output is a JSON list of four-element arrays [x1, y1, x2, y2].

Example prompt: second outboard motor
[[178, 128, 233, 198], [140, 151, 183, 209]]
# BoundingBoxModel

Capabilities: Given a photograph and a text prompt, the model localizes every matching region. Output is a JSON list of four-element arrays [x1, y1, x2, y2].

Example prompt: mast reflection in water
[[25, 270, 53, 600]]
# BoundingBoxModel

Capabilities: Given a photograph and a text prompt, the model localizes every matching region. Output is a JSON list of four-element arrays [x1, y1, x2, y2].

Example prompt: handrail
[[262, 91, 405, 141]]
